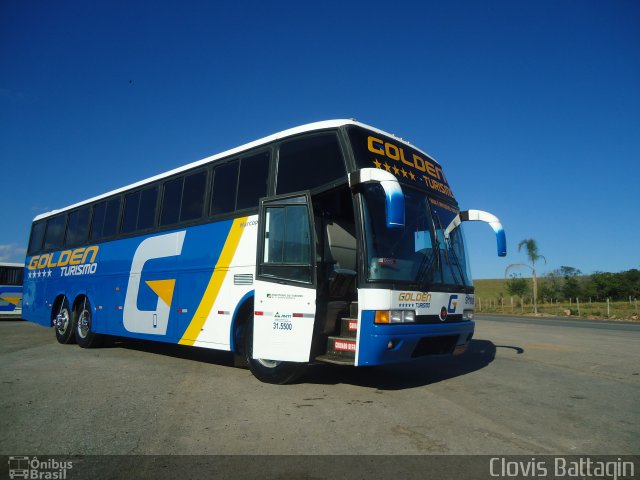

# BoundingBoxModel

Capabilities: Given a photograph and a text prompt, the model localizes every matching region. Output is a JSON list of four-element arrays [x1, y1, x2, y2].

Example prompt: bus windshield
[[361, 184, 473, 290]]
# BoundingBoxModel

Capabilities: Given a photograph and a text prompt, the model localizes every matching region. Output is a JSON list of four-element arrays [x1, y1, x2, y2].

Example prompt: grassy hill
[[473, 278, 508, 298], [471, 278, 639, 321]]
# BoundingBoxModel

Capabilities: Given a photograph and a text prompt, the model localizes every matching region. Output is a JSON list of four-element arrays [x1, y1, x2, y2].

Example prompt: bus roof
[[0, 262, 24, 268], [33, 119, 441, 221]]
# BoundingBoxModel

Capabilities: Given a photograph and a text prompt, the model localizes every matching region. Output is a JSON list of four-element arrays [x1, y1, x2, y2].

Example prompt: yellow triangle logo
[[1, 296, 21, 306], [145, 280, 176, 307]]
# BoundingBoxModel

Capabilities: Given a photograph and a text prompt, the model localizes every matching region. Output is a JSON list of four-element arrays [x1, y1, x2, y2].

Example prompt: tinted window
[[103, 198, 121, 238], [277, 134, 345, 194], [161, 178, 182, 226], [44, 215, 66, 251], [66, 207, 91, 246], [138, 186, 157, 230], [123, 186, 157, 233], [181, 171, 206, 222], [237, 152, 270, 210], [121, 191, 140, 234], [210, 161, 238, 215], [92, 197, 121, 241], [91, 202, 106, 241], [28, 222, 46, 254]]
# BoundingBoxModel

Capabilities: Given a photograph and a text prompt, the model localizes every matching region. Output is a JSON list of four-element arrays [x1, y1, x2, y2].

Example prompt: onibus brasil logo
[[8, 456, 73, 479]]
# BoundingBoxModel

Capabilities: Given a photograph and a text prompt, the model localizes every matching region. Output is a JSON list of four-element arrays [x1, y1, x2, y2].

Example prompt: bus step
[[325, 336, 356, 359], [315, 354, 354, 366], [339, 318, 358, 338]]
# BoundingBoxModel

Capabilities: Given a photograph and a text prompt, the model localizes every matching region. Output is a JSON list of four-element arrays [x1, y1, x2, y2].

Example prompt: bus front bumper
[[356, 312, 475, 366]]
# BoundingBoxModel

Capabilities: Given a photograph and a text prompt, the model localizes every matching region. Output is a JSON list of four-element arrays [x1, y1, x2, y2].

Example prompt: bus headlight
[[462, 309, 474, 321], [375, 310, 416, 324]]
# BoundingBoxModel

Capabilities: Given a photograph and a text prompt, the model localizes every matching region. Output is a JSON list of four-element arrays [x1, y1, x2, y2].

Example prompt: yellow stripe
[[179, 216, 248, 345]]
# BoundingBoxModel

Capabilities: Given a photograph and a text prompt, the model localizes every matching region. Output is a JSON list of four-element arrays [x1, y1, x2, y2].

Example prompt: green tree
[[559, 266, 583, 300], [505, 239, 546, 314], [505, 274, 529, 298]]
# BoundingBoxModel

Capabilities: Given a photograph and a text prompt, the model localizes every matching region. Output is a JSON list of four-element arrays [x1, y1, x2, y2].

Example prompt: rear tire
[[54, 299, 75, 344], [244, 316, 307, 384], [75, 299, 103, 349]]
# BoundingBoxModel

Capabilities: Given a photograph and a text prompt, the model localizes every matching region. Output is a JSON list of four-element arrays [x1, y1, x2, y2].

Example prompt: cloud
[[0, 244, 27, 263]]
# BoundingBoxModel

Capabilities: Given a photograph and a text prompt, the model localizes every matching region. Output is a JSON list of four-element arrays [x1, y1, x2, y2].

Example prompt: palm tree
[[505, 239, 547, 314]]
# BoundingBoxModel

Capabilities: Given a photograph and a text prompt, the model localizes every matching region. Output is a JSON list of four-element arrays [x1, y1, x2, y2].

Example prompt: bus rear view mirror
[[444, 209, 507, 257], [349, 168, 405, 229]]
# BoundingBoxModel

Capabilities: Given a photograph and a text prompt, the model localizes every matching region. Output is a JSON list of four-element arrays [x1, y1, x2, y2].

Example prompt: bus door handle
[[153, 314, 157, 328]]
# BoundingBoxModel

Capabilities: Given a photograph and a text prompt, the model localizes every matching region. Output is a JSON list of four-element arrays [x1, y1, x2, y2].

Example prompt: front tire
[[244, 316, 307, 384], [75, 300, 103, 349], [54, 299, 75, 344]]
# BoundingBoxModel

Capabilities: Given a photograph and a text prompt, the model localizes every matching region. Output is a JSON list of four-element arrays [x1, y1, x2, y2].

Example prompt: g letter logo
[[123, 231, 186, 335]]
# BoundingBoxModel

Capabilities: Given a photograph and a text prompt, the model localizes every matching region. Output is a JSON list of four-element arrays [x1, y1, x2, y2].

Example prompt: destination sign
[[348, 127, 455, 199]]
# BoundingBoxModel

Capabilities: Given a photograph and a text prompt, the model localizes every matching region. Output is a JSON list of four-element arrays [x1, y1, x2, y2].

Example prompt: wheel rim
[[56, 309, 70, 334], [257, 358, 281, 368], [77, 310, 89, 339]]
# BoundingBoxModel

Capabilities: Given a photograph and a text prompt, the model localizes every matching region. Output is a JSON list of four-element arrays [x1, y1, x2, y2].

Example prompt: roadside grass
[[474, 279, 639, 321]]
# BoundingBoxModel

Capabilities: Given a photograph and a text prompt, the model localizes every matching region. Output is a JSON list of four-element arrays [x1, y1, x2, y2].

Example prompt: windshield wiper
[[415, 242, 439, 286]]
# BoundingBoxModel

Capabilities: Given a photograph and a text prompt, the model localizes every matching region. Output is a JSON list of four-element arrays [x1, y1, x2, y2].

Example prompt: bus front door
[[252, 193, 317, 362]]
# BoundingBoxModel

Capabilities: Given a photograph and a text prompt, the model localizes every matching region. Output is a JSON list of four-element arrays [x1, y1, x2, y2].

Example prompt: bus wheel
[[244, 316, 307, 384], [75, 300, 103, 349], [54, 299, 75, 345]]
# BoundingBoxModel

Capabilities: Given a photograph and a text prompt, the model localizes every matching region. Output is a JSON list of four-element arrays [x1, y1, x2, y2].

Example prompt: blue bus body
[[23, 120, 505, 383]]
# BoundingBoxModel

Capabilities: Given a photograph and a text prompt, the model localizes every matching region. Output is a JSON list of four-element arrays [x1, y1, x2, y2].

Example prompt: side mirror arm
[[349, 168, 405, 229], [444, 210, 506, 257]]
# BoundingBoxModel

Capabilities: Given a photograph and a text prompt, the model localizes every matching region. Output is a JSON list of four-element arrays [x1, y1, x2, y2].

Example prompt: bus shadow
[[304, 339, 500, 390], [106, 337, 507, 390], [111, 338, 236, 367]]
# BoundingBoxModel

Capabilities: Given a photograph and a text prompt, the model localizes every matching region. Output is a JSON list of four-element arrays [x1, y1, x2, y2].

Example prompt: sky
[[1, 0, 638, 279]]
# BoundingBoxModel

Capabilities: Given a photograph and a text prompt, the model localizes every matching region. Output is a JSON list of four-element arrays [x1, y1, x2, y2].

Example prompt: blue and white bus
[[23, 120, 505, 383], [0, 262, 24, 319]]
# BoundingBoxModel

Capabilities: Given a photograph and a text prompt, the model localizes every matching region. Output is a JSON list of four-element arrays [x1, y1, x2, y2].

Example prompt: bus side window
[[91, 197, 121, 241], [65, 206, 91, 247], [210, 161, 239, 216], [277, 134, 345, 195], [181, 171, 206, 221], [43, 214, 67, 251], [160, 170, 206, 226], [28, 222, 46, 254], [237, 151, 270, 210], [122, 186, 157, 234]]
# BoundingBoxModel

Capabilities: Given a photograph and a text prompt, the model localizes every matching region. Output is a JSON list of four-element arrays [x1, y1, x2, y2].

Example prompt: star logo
[[47, 269, 53, 278], [409, 171, 416, 180], [383, 162, 391, 172], [401, 168, 408, 178], [392, 166, 400, 175], [373, 159, 382, 169]]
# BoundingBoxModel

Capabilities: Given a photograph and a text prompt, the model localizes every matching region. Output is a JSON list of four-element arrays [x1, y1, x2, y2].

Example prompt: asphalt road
[[1, 315, 638, 457]]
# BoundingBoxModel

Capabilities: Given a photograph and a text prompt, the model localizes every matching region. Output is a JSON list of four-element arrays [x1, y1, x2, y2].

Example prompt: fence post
[[607, 298, 610, 318], [577, 297, 580, 317]]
